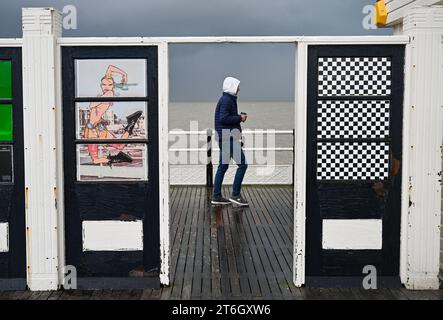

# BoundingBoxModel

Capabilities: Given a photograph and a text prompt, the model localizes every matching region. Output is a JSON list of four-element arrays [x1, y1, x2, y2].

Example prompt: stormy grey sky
[[0, 0, 391, 101]]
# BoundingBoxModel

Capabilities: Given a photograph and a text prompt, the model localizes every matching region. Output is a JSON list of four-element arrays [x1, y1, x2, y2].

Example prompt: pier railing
[[169, 129, 295, 186]]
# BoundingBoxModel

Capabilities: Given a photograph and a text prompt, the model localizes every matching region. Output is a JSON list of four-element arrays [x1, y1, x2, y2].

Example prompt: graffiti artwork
[[75, 60, 148, 181]]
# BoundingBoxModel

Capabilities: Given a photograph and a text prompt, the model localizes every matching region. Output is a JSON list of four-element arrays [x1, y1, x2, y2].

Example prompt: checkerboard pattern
[[317, 142, 390, 180], [317, 100, 390, 139], [318, 57, 391, 96]]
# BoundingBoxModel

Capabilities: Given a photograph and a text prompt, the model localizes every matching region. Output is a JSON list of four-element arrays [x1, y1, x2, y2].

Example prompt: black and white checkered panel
[[317, 142, 390, 180], [318, 57, 391, 97], [317, 100, 390, 139]]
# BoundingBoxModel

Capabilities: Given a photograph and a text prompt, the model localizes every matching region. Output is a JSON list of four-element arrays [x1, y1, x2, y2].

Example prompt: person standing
[[212, 77, 249, 206]]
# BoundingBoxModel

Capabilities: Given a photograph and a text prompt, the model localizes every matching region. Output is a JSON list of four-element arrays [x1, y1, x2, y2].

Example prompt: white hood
[[222, 77, 240, 96]]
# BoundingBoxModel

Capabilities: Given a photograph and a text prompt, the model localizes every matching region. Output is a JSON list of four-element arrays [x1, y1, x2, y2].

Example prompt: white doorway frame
[[56, 35, 411, 288], [293, 36, 410, 286]]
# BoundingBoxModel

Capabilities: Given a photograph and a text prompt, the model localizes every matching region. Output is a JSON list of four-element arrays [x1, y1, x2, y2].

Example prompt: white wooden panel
[[58, 36, 410, 46], [158, 41, 170, 286], [0, 223, 8, 252], [82, 220, 143, 251], [22, 7, 62, 291], [386, 0, 443, 25], [401, 6, 443, 289], [322, 219, 383, 250], [0, 39, 22, 47], [294, 42, 308, 287]]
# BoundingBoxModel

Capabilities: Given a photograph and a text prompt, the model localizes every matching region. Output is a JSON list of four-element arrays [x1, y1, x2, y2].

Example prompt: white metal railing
[[169, 129, 295, 186]]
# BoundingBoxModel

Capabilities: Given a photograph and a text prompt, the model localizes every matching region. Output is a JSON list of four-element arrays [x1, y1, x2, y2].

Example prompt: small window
[[0, 60, 12, 99], [0, 104, 12, 142], [0, 145, 13, 184], [75, 59, 147, 98], [76, 143, 147, 181], [75, 102, 147, 140]]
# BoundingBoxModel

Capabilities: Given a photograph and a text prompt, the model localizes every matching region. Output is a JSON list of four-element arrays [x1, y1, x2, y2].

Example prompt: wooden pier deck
[[0, 185, 442, 300]]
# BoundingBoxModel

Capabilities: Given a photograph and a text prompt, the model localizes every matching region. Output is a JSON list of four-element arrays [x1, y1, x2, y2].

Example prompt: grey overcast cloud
[[0, 0, 391, 101]]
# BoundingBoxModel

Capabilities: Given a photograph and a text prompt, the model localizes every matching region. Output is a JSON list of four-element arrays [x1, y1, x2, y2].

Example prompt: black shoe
[[211, 197, 231, 205], [229, 195, 249, 206], [108, 151, 133, 164], [124, 110, 143, 135]]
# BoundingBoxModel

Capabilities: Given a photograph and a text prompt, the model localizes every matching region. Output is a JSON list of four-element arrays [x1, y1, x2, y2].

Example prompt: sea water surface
[[169, 102, 295, 165]]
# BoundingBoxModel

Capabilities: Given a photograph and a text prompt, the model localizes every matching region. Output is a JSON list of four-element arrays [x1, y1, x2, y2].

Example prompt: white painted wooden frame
[[55, 38, 171, 286], [293, 36, 411, 287], [0, 39, 22, 47], [22, 8, 62, 291]]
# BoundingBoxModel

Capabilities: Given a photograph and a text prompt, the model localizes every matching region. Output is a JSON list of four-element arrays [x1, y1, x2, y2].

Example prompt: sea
[[169, 102, 295, 165]]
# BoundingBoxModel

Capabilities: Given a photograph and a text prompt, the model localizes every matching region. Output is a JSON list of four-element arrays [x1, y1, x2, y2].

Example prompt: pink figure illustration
[[82, 65, 142, 164]]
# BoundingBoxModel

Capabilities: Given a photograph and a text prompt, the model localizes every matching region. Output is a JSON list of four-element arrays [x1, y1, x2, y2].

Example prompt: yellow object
[[374, 0, 388, 27]]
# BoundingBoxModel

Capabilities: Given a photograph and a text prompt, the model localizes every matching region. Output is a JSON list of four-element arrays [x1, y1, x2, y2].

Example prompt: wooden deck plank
[[37, 291, 54, 300], [191, 187, 206, 298], [182, 186, 203, 299], [170, 186, 188, 282], [48, 290, 65, 300], [210, 206, 222, 299], [228, 191, 272, 299], [201, 189, 212, 299], [251, 187, 293, 265], [26, 291, 44, 300], [151, 288, 162, 300], [244, 187, 291, 299], [161, 287, 172, 300], [119, 289, 143, 300], [220, 202, 243, 298], [240, 187, 284, 299], [251, 187, 296, 297], [170, 186, 194, 298], [215, 205, 234, 299], [226, 202, 258, 299]]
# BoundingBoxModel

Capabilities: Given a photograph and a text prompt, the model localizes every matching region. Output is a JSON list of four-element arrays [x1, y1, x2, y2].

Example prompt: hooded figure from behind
[[212, 76, 249, 206]]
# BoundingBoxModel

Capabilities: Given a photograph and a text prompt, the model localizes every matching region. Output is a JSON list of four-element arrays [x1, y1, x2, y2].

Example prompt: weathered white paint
[[82, 220, 143, 251], [322, 220, 383, 250], [0, 39, 22, 47], [294, 41, 307, 287], [54, 24, 66, 288], [0, 223, 8, 253], [386, 0, 443, 25], [57, 36, 410, 46], [400, 5, 443, 290], [158, 41, 170, 286], [22, 7, 61, 291]]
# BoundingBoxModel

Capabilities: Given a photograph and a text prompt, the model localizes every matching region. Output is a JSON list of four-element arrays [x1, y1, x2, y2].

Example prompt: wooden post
[[206, 128, 213, 188], [22, 7, 62, 291]]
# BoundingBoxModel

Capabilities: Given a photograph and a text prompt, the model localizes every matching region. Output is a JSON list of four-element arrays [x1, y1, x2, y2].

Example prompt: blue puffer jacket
[[214, 92, 242, 140]]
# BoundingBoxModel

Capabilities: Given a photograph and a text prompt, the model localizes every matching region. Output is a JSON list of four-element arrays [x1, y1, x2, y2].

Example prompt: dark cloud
[[0, 0, 391, 100]]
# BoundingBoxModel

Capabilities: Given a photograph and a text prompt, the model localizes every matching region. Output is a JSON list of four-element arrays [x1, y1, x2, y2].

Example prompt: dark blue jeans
[[213, 137, 248, 198]]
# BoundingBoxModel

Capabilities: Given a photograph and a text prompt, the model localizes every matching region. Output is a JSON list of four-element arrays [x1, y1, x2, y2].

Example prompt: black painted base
[[75, 277, 160, 290], [0, 278, 27, 291], [306, 276, 402, 288]]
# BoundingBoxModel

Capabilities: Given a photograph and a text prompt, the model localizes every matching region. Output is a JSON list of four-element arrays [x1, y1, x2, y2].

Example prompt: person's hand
[[240, 114, 247, 122], [121, 74, 128, 84]]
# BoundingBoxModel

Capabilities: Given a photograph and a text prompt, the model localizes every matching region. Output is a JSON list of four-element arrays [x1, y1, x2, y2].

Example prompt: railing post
[[206, 128, 213, 188]]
